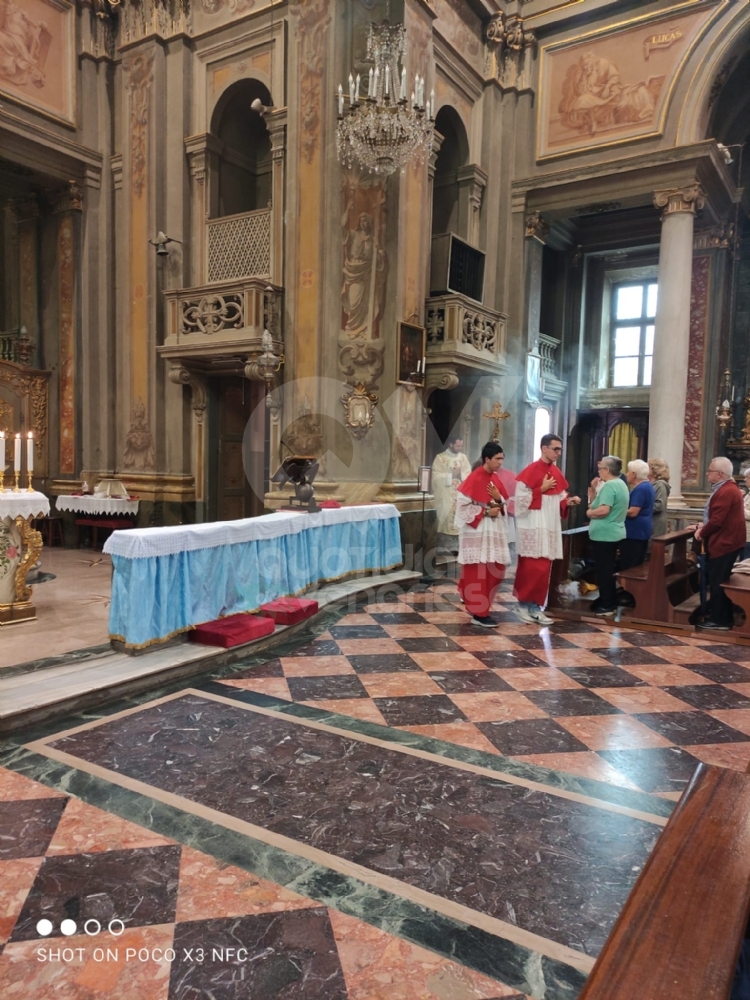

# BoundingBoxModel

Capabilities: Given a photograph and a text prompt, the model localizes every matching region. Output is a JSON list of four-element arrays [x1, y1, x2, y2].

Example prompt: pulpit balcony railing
[[424, 293, 508, 374], [161, 278, 283, 361], [206, 208, 272, 283]]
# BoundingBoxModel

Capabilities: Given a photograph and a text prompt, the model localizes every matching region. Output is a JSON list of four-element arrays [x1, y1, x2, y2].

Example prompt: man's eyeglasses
[[548, 446, 562, 452]]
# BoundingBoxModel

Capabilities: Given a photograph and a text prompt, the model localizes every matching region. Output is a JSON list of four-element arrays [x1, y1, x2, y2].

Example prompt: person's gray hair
[[627, 459, 650, 481], [600, 455, 622, 476], [711, 456, 734, 478], [742, 467, 750, 479]]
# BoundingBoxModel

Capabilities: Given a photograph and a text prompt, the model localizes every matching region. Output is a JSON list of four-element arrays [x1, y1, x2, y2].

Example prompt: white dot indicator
[[36, 919, 53, 937], [60, 919, 77, 936]]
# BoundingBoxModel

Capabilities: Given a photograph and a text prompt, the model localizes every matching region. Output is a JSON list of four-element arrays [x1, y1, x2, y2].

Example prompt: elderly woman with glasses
[[586, 455, 629, 616]]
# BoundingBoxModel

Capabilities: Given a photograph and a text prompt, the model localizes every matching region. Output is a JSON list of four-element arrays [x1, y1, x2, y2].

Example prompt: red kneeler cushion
[[259, 597, 319, 626], [190, 613, 275, 648]]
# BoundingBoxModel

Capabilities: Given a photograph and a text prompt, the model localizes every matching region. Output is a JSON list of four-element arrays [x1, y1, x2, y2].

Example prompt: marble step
[[0, 569, 420, 734]]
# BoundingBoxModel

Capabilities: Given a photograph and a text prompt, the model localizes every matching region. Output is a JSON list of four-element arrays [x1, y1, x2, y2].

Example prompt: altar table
[[103, 504, 402, 648], [56, 495, 140, 516], [0, 490, 50, 625]]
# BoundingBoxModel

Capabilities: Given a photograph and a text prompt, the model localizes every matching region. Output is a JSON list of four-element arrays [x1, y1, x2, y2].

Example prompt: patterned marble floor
[[2, 577, 750, 999]]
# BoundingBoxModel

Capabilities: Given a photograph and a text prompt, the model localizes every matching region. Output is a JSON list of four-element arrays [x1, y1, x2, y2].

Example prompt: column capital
[[525, 210, 549, 243], [653, 183, 706, 218], [53, 181, 83, 214]]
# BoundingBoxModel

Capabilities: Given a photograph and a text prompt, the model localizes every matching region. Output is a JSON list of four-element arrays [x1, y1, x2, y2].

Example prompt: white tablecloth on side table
[[56, 495, 139, 516], [0, 491, 50, 520]]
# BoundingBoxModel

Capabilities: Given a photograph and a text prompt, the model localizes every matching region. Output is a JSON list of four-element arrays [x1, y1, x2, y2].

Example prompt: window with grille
[[610, 281, 657, 387]]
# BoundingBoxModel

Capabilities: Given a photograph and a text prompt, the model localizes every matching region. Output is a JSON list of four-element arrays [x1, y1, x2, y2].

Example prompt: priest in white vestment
[[432, 437, 472, 554]]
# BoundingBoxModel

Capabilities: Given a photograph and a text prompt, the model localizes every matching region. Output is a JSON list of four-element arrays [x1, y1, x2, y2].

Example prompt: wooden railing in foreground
[[578, 763, 750, 1000]]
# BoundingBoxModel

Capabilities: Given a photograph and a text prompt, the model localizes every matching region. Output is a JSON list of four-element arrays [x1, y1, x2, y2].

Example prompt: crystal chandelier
[[337, 21, 434, 176]]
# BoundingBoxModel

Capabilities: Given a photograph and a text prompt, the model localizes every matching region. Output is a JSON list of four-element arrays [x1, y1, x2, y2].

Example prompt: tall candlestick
[[422, 355, 426, 373], [338, 84, 344, 117], [27, 431, 33, 474], [400, 66, 406, 100], [368, 67, 373, 96], [355, 73, 360, 102], [14, 433, 21, 474], [373, 66, 379, 98], [384, 64, 390, 96], [348, 72, 354, 106], [430, 88, 435, 111]]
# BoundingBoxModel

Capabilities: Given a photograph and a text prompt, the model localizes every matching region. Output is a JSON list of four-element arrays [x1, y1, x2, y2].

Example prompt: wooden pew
[[616, 527, 698, 623], [578, 763, 750, 1000], [722, 573, 750, 637]]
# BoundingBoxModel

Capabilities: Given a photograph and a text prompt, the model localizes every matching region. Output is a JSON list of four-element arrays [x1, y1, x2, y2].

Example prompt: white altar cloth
[[57, 495, 139, 516], [0, 491, 50, 520], [104, 504, 398, 559]]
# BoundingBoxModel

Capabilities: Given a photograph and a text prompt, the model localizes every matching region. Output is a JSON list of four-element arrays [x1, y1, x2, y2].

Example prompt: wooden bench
[[616, 527, 698, 623], [578, 763, 750, 1000], [75, 517, 134, 550], [722, 573, 750, 637]]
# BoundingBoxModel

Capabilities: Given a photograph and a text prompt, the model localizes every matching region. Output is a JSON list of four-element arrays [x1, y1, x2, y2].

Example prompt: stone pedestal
[[650, 185, 705, 505]]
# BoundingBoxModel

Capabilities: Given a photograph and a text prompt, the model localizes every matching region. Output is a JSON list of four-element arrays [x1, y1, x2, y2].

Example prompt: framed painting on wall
[[0, 0, 76, 125], [396, 322, 426, 385]]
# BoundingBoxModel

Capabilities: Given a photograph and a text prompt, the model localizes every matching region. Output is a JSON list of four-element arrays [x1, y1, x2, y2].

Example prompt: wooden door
[[216, 378, 263, 520]]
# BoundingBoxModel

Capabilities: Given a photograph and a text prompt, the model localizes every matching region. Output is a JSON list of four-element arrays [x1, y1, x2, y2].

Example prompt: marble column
[[650, 184, 706, 505]]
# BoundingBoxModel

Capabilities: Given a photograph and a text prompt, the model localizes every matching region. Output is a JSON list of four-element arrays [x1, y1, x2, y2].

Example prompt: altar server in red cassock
[[513, 433, 581, 625], [455, 441, 510, 628]]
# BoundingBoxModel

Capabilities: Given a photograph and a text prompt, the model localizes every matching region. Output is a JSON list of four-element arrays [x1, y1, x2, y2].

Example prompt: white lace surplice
[[514, 481, 564, 560], [454, 494, 510, 565]]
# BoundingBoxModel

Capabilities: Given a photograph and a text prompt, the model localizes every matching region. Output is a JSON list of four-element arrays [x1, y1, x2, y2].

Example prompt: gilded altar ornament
[[0, 516, 42, 625], [483, 401, 511, 442], [341, 382, 378, 440]]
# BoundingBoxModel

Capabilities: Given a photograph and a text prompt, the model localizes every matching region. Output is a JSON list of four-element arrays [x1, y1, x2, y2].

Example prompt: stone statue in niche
[[124, 398, 155, 469], [341, 173, 387, 342]]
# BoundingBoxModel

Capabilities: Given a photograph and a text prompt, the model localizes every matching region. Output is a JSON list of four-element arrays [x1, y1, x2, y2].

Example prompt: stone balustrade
[[424, 293, 508, 376]]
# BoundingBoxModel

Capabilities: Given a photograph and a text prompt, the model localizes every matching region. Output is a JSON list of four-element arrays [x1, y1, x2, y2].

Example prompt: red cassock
[[513, 459, 569, 608], [456, 467, 509, 617]]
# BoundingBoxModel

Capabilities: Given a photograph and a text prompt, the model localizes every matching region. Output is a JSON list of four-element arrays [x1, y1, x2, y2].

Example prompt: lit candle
[[27, 432, 33, 474], [425, 99, 430, 119], [400, 66, 406, 100], [422, 355, 426, 372], [338, 84, 344, 116], [430, 87, 435, 110], [410, 91, 415, 109], [416, 360, 421, 373], [355, 73, 360, 102], [348, 72, 354, 106], [14, 433, 20, 474]]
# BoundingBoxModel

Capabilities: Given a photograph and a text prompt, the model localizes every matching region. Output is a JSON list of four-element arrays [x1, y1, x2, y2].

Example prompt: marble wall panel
[[57, 215, 75, 475], [682, 254, 710, 487]]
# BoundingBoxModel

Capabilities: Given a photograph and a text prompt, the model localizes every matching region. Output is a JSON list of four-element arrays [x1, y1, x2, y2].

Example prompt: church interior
[[2, 0, 750, 997]]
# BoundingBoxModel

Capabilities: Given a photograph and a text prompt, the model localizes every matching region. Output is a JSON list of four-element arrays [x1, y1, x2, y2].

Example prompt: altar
[[0, 491, 50, 625], [103, 504, 402, 649]]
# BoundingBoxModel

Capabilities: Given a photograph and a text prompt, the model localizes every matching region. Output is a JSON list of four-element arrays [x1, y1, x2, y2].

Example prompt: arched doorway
[[431, 106, 470, 239], [211, 79, 273, 218]]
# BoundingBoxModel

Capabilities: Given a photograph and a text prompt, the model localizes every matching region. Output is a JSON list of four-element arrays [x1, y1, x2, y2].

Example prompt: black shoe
[[471, 615, 498, 628], [696, 620, 731, 631]]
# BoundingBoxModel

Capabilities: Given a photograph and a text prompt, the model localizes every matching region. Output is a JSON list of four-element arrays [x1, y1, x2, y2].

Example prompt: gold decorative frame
[[396, 322, 426, 386], [341, 382, 379, 440]]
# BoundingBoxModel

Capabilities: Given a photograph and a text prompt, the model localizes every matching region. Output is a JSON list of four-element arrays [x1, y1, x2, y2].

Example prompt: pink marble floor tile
[[407, 652, 485, 672], [592, 687, 694, 714], [495, 667, 583, 691], [530, 649, 611, 668], [329, 909, 527, 1000], [642, 645, 729, 664], [727, 683, 750, 697], [301, 699, 388, 725], [0, 858, 43, 945], [448, 691, 547, 723], [454, 635, 523, 652], [336, 613, 379, 626], [511, 751, 641, 790], [708, 709, 750, 737], [418, 612, 471, 624], [381, 624, 446, 639], [563, 633, 631, 649], [683, 742, 750, 771], [360, 672, 444, 698], [0, 767, 66, 802], [334, 639, 405, 656], [0, 924, 174, 999], [491, 623, 542, 635], [220, 677, 292, 699], [46, 798, 175, 855], [556, 714, 674, 750], [175, 845, 316, 923], [279, 655, 355, 676], [401, 723, 502, 755], [626, 664, 714, 686], [364, 603, 409, 614]]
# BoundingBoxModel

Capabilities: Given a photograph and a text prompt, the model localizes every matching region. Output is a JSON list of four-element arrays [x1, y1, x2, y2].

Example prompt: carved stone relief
[[485, 13, 536, 91], [124, 398, 155, 470], [290, 0, 331, 163], [124, 52, 154, 198]]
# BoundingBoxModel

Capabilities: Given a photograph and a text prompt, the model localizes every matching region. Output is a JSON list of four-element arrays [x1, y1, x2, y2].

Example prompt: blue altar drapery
[[106, 510, 402, 648]]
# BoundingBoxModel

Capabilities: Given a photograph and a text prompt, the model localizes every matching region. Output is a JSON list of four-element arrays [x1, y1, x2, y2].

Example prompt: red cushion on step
[[258, 597, 319, 625], [190, 613, 275, 648]]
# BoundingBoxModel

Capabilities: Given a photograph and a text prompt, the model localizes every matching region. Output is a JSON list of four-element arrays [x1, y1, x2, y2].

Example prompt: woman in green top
[[586, 455, 630, 616]]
